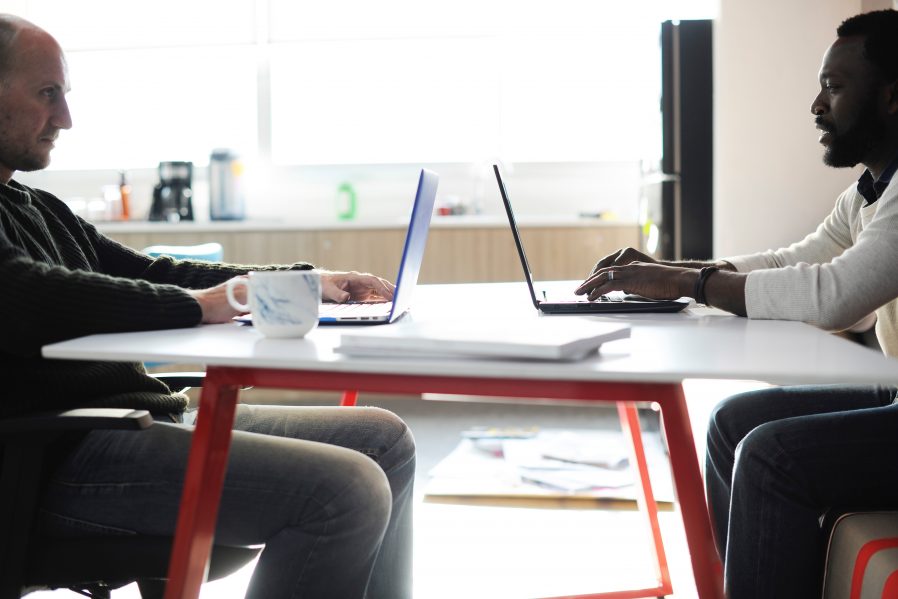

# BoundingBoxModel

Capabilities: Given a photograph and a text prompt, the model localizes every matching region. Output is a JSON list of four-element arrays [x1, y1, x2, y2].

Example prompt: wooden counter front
[[101, 222, 638, 284]]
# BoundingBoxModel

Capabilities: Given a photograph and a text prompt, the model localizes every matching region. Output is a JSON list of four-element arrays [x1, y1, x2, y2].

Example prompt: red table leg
[[340, 390, 359, 406], [164, 367, 240, 599], [618, 402, 673, 595], [657, 383, 725, 599]]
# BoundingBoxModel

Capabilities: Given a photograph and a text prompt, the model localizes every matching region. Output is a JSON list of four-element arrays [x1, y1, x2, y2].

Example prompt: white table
[[44, 282, 898, 599]]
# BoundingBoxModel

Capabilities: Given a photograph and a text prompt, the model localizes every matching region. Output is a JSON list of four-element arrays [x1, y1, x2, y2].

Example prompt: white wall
[[713, 0, 866, 257]]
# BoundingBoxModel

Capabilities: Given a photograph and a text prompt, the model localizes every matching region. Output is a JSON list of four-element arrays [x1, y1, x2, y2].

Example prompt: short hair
[[0, 15, 21, 84], [837, 9, 898, 81]]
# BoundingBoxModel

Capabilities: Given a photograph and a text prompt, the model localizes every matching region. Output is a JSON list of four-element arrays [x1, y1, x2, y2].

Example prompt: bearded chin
[[822, 95, 886, 169], [822, 141, 863, 168]]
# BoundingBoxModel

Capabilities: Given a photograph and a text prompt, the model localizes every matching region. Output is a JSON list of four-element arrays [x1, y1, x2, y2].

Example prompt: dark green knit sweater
[[0, 179, 312, 418]]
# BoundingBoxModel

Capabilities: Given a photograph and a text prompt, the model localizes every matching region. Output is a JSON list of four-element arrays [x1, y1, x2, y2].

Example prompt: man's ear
[[886, 78, 898, 115]]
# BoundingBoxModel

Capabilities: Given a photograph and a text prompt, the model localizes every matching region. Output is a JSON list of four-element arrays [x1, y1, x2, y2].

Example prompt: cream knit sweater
[[724, 177, 898, 357]]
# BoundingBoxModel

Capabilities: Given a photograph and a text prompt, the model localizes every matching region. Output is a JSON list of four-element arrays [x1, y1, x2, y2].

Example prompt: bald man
[[0, 15, 413, 599]]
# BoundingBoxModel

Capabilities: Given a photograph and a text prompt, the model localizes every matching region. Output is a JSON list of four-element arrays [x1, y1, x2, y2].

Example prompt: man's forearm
[[660, 258, 738, 271], [702, 269, 747, 316]]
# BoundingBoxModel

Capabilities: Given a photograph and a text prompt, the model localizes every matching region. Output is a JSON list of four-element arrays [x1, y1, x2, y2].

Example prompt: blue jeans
[[705, 384, 898, 599], [37, 404, 416, 599]]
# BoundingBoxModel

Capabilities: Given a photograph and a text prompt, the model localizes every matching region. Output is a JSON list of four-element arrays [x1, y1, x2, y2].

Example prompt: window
[[15, 0, 716, 170], [57, 46, 258, 170]]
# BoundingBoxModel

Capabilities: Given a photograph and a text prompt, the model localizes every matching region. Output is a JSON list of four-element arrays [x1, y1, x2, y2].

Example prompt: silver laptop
[[235, 169, 438, 326], [318, 168, 439, 324], [493, 164, 689, 314]]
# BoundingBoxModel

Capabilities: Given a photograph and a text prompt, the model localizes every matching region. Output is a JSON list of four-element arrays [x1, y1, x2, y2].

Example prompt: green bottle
[[336, 182, 357, 221]]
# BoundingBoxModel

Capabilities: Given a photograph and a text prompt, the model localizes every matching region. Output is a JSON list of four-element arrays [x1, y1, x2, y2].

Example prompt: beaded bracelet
[[693, 265, 720, 305]]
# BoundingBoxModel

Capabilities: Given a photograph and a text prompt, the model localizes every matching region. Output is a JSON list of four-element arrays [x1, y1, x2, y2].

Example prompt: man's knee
[[339, 451, 393, 521], [353, 451, 393, 498], [361, 407, 416, 466], [732, 422, 783, 481], [708, 388, 779, 448], [707, 392, 749, 447]]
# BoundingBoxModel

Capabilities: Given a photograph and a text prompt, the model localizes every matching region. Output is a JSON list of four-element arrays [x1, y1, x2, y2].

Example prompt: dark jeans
[[705, 384, 898, 599], [37, 404, 416, 599]]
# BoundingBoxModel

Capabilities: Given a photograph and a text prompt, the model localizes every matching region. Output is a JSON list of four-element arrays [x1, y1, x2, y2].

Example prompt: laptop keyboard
[[319, 301, 393, 318]]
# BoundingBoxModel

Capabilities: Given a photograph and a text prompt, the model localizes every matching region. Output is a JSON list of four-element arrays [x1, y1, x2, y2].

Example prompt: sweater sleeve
[[0, 185, 215, 355], [73, 216, 315, 288], [0, 238, 201, 356], [727, 182, 898, 331]]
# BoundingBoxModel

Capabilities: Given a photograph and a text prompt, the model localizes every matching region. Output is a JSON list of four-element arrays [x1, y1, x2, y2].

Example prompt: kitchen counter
[[99, 217, 640, 284], [95, 214, 632, 234]]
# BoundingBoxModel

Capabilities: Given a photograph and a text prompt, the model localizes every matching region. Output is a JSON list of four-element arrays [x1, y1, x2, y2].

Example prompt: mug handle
[[226, 278, 251, 312]]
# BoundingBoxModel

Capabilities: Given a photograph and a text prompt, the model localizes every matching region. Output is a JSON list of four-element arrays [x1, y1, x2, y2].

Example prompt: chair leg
[[136, 579, 167, 599]]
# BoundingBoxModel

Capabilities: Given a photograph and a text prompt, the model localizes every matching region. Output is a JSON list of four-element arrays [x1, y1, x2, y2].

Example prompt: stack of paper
[[502, 431, 632, 492], [335, 317, 630, 361], [423, 429, 674, 506]]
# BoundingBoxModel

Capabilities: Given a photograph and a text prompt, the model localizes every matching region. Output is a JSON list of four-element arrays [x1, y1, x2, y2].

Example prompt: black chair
[[0, 374, 260, 599]]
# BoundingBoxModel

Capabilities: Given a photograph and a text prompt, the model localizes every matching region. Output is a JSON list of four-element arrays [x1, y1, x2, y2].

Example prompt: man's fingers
[[590, 248, 654, 276], [587, 287, 606, 301], [576, 269, 612, 292], [579, 281, 608, 302], [320, 271, 396, 302], [324, 285, 351, 303], [320, 275, 350, 303], [375, 277, 396, 300], [575, 276, 600, 295], [586, 276, 611, 301], [353, 275, 394, 301], [575, 276, 597, 294], [590, 255, 615, 275]]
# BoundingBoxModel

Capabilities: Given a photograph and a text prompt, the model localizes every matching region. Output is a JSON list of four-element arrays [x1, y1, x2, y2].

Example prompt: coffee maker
[[149, 161, 194, 222]]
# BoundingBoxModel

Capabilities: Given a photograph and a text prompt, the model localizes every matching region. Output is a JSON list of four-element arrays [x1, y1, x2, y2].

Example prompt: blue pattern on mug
[[256, 281, 305, 325], [248, 271, 320, 337]]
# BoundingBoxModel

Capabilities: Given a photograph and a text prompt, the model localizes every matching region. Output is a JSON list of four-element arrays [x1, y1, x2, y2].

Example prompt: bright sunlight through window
[[15, 0, 716, 171]]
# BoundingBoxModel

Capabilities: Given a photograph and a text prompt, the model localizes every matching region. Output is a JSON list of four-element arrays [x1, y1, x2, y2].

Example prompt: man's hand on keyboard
[[320, 271, 395, 303]]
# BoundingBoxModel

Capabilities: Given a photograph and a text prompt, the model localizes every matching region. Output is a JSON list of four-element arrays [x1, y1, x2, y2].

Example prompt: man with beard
[[576, 9, 898, 599]]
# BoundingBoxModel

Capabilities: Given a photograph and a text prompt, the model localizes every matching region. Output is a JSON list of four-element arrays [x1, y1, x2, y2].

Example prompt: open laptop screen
[[492, 164, 690, 314]]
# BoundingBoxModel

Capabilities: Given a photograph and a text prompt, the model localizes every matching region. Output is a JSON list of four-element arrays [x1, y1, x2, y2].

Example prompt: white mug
[[226, 270, 321, 338]]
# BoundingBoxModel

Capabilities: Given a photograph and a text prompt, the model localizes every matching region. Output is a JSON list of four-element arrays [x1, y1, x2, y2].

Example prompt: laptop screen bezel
[[386, 168, 439, 321], [493, 164, 543, 310]]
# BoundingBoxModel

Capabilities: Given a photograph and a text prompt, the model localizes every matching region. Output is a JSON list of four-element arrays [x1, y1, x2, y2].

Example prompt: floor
[[28, 379, 767, 598]]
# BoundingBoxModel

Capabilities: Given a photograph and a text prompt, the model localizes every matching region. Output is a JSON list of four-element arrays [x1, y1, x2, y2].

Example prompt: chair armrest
[[151, 371, 249, 392], [0, 409, 153, 435], [152, 371, 206, 392], [0, 372, 204, 438]]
